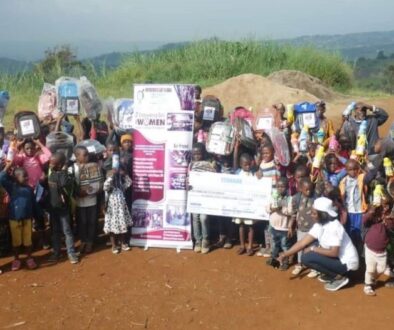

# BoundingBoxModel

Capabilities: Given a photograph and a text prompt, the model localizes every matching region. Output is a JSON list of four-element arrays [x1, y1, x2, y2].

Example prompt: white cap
[[313, 197, 338, 217]]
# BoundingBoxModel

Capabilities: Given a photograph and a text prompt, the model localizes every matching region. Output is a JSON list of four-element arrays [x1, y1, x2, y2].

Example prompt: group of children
[[0, 114, 134, 273], [1, 96, 394, 296], [189, 98, 394, 295]]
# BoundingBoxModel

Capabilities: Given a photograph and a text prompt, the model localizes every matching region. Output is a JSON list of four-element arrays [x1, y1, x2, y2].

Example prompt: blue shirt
[[0, 172, 36, 221]]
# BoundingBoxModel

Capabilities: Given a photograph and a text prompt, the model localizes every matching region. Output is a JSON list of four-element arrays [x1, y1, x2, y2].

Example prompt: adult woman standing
[[278, 197, 359, 291]]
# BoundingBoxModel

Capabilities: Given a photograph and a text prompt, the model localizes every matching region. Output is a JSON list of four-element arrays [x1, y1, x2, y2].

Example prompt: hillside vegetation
[[0, 40, 353, 126]]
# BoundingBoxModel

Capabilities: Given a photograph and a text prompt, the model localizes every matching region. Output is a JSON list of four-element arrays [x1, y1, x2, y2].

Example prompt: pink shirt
[[13, 147, 52, 189]]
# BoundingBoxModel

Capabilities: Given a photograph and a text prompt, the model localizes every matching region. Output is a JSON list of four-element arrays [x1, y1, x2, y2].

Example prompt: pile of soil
[[267, 70, 337, 101], [203, 73, 318, 114]]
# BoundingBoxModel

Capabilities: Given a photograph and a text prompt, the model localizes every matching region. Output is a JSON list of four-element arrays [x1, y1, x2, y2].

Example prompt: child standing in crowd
[[13, 138, 51, 247], [339, 159, 369, 255], [0, 162, 37, 271], [70, 146, 99, 254], [47, 152, 78, 264], [257, 144, 280, 257], [362, 196, 394, 295], [233, 153, 256, 256], [322, 153, 347, 187], [103, 165, 133, 254], [267, 177, 293, 270], [189, 143, 212, 254], [290, 178, 317, 276]]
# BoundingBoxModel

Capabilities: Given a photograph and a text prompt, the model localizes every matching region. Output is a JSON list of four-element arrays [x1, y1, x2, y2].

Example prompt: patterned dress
[[103, 174, 133, 234]]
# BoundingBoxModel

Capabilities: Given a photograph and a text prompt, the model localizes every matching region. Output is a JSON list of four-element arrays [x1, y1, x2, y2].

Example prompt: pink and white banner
[[131, 84, 195, 249]]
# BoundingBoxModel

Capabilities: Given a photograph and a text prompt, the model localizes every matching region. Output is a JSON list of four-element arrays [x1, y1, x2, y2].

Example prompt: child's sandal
[[363, 285, 376, 296], [237, 247, 246, 255], [246, 249, 254, 256]]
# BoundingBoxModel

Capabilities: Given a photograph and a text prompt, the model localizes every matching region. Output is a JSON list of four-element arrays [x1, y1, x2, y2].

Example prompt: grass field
[[1, 40, 353, 128]]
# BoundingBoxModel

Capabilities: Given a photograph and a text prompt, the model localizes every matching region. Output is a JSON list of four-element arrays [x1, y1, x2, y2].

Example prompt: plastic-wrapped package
[[201, 95, 221, 129], [229, 106, 254, 126], [112, 98, 134, 133], [293, 101, 318, 132], [190, 161, 217, 173], [38, 83, 60, 121], [253, 107, 281, 132], [0, 90, 10, 127], [14, 111, 41, 139], [55, 77, 80, 115], [266, 127, 291, 166], [79, 76, 102, 120], [233, 117, 257, 150], [46, 132, 74, 159], [206, 121, 235, 156], [76, 139, 106, 156]]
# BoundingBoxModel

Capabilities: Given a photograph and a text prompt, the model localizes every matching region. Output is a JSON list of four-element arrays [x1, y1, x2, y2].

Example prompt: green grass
[[1, 39, 354, 128]]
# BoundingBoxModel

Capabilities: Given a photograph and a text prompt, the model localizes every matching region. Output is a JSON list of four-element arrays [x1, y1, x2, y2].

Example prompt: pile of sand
[[203, 73, 319, 114], [267, 70, 336, 101]]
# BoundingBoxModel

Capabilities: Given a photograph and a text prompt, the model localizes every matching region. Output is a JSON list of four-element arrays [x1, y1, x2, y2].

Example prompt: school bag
[[37, 83, 59, 121], [206, 120, 235, 156], [229, 106, 254, 126], [233, 117, 257, 150], [95, 120, 109, 145], [46, 131, 74, 159], [14, 111, 41, 139], [266, 127, 291, 166], [79, 76, 102, 120], [76, 139, 106, 157], [0, 90, 10, 126], [201, 95, 222, 129], [293, 102, 318, 133], [56, 77, 80, 116], [253, 107, 281, 132], [112, 98, 134, 134]]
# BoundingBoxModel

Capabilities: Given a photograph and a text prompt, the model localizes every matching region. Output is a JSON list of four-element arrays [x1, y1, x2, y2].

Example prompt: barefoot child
[[0, 163, 38, 270]]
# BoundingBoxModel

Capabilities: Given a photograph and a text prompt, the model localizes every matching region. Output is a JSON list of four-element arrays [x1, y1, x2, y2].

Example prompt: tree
[[383, 64, 394, 94], [376, 50, 387, 60], [34, 45, 85, 82]]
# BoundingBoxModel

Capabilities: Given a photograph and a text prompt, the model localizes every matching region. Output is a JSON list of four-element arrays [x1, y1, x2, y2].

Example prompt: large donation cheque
[[187, 172, 272, 220], [131, 84, 196, 249]]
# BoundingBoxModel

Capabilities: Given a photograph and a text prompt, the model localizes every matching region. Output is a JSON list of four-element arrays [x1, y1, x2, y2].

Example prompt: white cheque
[[187, 172, 272, 220]]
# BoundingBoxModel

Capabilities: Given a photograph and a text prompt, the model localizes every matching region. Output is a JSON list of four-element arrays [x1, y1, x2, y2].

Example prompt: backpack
[[112, 99, 134, 134], [201, 95, 221, 128], [38, 83, 59, 121], [0, 90, 10, 125], [56, 77, 80, 115], [233, 117, 257, 150], [79, 76, 102, 120], [46, 132, 74, 159], [206, 120, 235, 156], [95, 121, 109, 145], [229, 106, 254, 126], [253, 107, 282, 132], [14, 111, 41, 139], [293, 102, 318, 132]]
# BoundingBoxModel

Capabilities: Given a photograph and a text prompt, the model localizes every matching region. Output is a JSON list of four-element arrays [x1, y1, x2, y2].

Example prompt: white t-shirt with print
[[308, 220, 359, 271]]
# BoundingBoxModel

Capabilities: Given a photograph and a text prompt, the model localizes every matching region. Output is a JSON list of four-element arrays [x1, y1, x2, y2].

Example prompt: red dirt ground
[[0, 242, 394, 330]]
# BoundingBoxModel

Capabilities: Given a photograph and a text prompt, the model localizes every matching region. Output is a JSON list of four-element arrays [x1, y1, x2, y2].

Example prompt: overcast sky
[[1, 0, 393, 59]]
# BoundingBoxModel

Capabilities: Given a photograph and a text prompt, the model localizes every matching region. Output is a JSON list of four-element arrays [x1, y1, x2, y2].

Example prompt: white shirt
[[309, 220, 359, 271]]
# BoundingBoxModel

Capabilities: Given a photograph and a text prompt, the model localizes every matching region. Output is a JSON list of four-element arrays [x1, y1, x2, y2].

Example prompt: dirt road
[[0, 244, 393, 330]]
